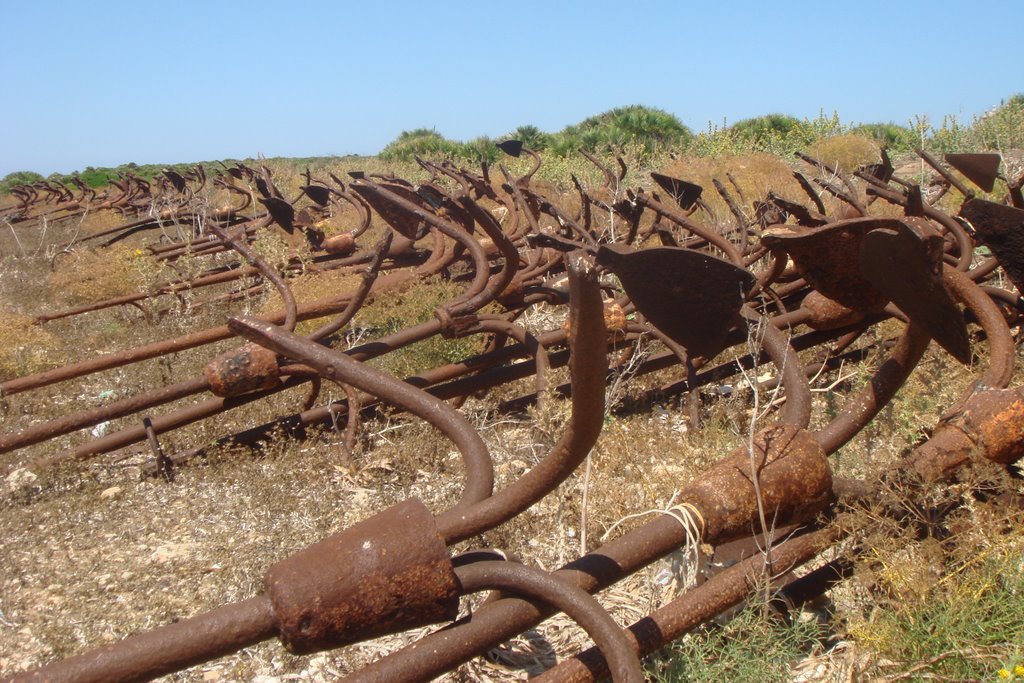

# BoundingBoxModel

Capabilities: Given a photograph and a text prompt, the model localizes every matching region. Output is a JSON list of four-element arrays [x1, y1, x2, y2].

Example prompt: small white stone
[[100, 486, 122, 500], [5, 468, 37, 493], [150, 543, 194, 563]]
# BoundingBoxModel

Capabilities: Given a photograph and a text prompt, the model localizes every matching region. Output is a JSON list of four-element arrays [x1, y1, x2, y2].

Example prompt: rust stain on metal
[[323, 232, 356, 255], [902, 387, 1024, 481], [964, 388, 1024, 465], [680, 425, 833, 543], [351, 182, 429, 239], [596, 244, 754, 358], [859, 221, 971, 364], [802, 290, 866, 331], [203, 344, 281, 398], [562, 300, 627, 339], [264, 498, 458, 654], [761, 218, 892, 313], [960, 198, 1024, 294]]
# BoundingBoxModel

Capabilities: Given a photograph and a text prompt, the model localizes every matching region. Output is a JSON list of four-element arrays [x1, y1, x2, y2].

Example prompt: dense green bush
[[377, 129, 461, 162], [508, 124, 550, 151], [459, 135, 502, 165], [378, 129, 503, 165], [378, 106, 691, 164], [1, 171, 44, 194], [730, 114, 802, 142], [689, 111, 842, 158], [549, 105, 692, 157], [28, 162, 200, 191]]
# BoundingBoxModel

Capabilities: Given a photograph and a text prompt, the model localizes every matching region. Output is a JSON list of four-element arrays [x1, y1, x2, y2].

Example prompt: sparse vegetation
[[840, 474, 1024, 682], [852, 122, 916, 150], [0, 311, 61, 380], [45, 244, 153, 305], [652, 606, 824, 682]]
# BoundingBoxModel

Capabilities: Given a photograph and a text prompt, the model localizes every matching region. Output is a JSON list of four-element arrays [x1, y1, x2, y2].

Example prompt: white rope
[[664, 502, 705, 590], [600, 494, 706, 592]]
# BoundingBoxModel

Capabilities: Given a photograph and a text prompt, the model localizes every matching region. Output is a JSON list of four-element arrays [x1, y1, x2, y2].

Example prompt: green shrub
[[973, 94, 1024, 150], [378, 129, 503, 165], [378, 128, 461, 162], [852, 122, 916, 151], [849, 540, 1024, 681], [353, 277, 483, 378], [549, 105, 692, 157], [456, 135, 502, 165], [730, 114, 802, 142], [508, 124, 551, 151], [1, 171, 44, 195]]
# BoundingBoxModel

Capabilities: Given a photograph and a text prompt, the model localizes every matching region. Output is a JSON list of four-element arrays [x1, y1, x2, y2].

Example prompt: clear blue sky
[[1, 0, 1021, 178]]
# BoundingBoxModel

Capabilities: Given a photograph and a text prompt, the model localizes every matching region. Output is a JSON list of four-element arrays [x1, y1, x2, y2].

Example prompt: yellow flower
[[1015, 666, 1024, 677], [997, 669, 1011, 679]]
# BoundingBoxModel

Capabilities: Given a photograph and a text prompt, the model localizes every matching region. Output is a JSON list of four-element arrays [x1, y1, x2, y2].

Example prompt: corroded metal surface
[[596, 244, 754, 358], [860, 221, 971, 363], [680, 425, 832, 542], [265, 499, 459, 653], [761, 218, 893, 312], [802, 290, 865, 330], [203, 344, 281, 398], [902, 386, 1024, 481], [960, 198, 1024, 294], [454, 561, 644, 683], [945, 152, 1001, 193]]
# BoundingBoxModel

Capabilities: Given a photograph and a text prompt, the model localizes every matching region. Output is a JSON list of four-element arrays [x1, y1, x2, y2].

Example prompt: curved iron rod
[[740, 305, 812, 429], [532, 526, 840, 683], [460, 316, 550, 403], [434, 252, 607, 543], [352, 179, 492, 318], [227, 316, 495, 513], [454, 561, 643, 683], [813, 321, 931, 455], [209, 224, 297, 332], [633, 191, 743, 267], [306, 232, 392, 343], [813, 262, 1015, 456], [942, 266, 1015, 392]]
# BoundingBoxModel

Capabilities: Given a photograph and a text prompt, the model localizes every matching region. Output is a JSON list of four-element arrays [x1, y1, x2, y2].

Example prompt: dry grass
[[657, 152, 810, 222], [806, 134, 880, 174], [0, 311, 61, 380], [663, 151, 801, 197], [46, 245, 154, 305]]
